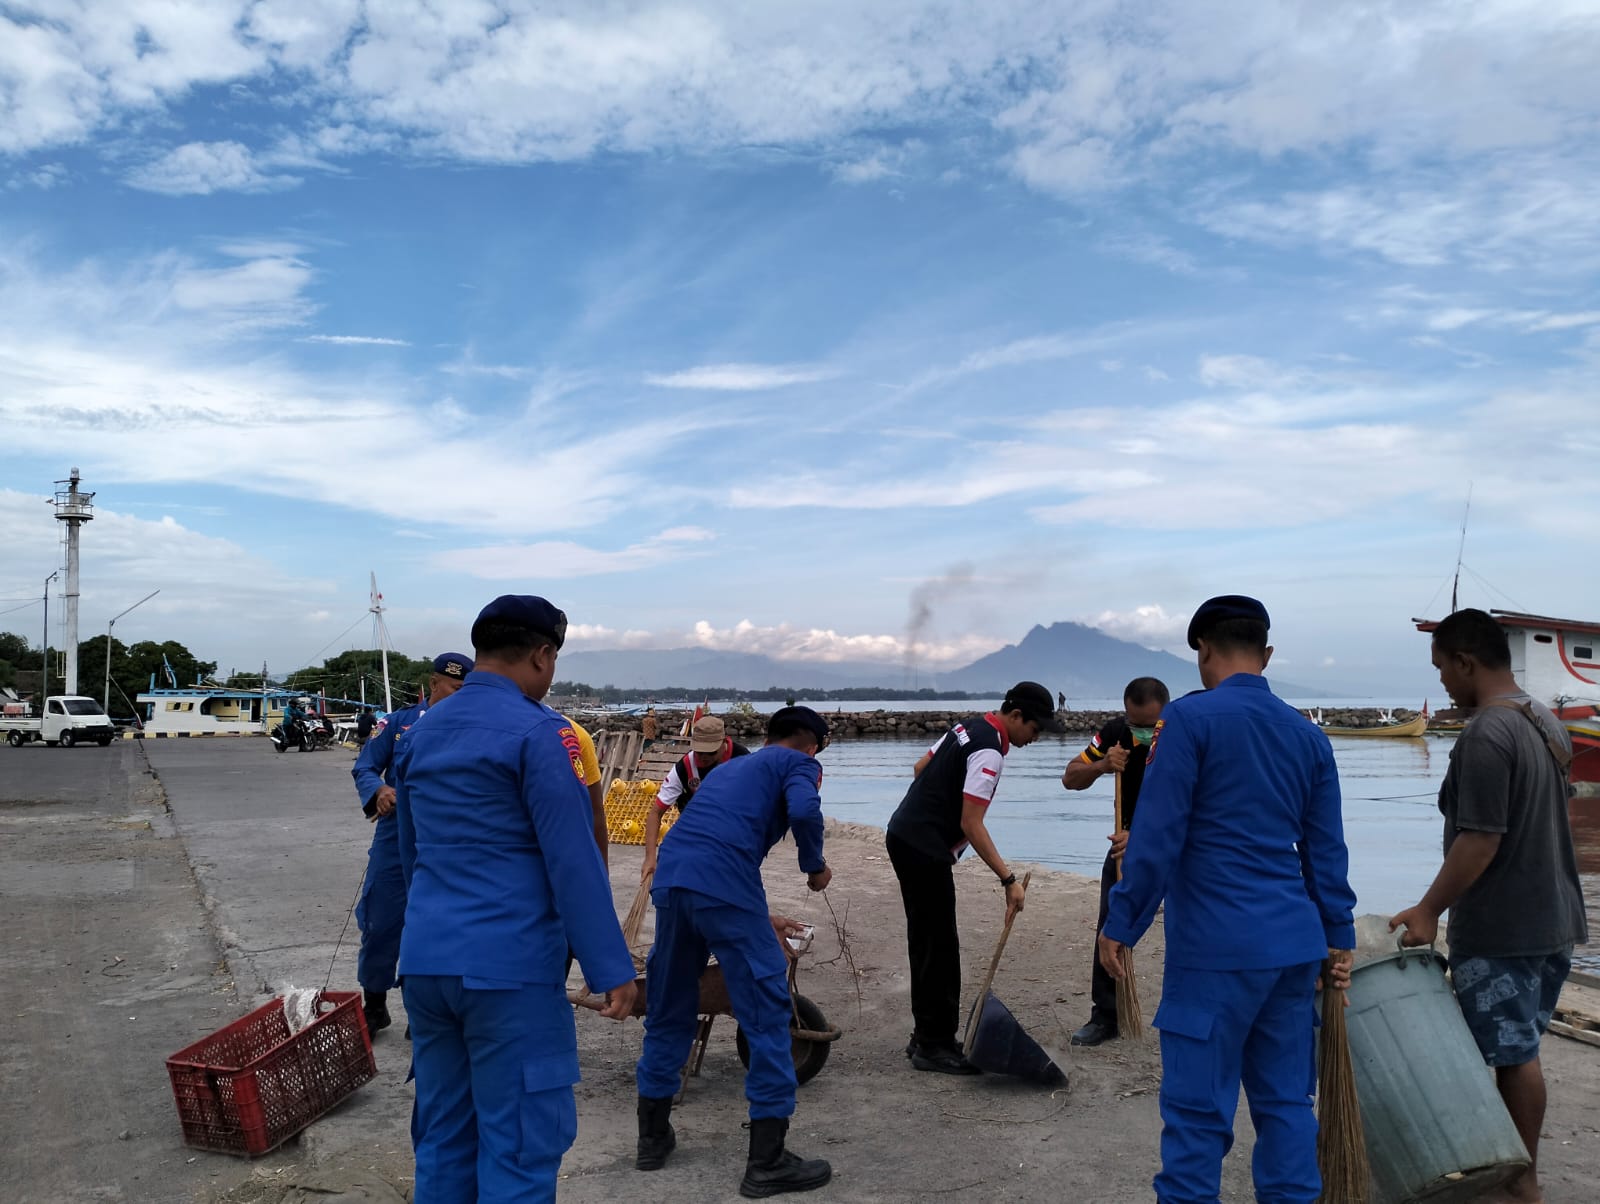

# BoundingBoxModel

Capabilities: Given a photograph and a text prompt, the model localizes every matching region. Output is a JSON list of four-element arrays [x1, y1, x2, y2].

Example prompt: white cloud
[[832, 141, 921, 183], [558, 618, 1001, 667], [299, 334, 411, 346], [644, 363, 836, 390], [1085, 605, 1191, 650], [169, 250, 315, 329], [125, 141, 299, 195], [6, 162, 67, 191], [433, 527, 716, 580]]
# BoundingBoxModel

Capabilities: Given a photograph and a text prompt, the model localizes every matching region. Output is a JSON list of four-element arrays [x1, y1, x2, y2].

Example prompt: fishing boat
[[1413, 610, 1600, 785], [1317, 713, 1427, 739]]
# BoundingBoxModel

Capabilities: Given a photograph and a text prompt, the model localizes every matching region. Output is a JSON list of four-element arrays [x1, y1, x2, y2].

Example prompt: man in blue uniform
[[1098, 596, 1357, 1204], [350, 652, 473, 1035], [395, 596, 638, 1204], [634, 706, 834, 1199]]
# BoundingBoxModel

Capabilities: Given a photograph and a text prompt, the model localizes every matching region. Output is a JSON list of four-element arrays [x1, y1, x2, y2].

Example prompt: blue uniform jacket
[[393, 671, 634, 993], [653, 745, 827, 914], [352, 699, 423, 814], [1103, 673, 1357, 969]]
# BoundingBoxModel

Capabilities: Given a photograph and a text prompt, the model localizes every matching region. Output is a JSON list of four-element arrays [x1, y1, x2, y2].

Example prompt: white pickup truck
[[1, 695, 119, 747]]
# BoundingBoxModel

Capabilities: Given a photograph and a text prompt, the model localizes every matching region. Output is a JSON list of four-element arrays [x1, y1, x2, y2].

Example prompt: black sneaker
[[1070, 1019, 1117, 1047], [910, 1042, 981, 1075]]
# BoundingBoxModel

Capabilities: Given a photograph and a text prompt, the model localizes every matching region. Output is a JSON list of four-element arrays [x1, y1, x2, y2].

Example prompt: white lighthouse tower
[[52, 467, 95, 695]]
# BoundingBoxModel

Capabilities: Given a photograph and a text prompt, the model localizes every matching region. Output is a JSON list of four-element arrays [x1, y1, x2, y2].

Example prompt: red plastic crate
[[165, 989, 377, 1156]]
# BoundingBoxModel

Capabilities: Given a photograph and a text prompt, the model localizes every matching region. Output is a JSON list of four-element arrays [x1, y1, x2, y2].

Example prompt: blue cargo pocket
[[518, 1054, 580, 1168], [742, 967, 795, 1035], [1153, 1001, 1217, 1110]]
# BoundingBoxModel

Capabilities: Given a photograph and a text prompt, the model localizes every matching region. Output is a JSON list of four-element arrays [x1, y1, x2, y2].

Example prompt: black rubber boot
[[636, 1095, 676, 1171], [738, 1117, 831, 1198], [362, 990, 391, 1035]]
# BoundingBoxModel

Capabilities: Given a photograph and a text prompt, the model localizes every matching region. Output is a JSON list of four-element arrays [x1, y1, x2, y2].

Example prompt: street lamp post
[[105, 590, 160, 713], [41, 571, 58, 699]]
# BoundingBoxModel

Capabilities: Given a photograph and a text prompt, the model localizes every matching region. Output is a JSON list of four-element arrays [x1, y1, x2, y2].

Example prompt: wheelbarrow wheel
[[736, 993, 831, 1085]]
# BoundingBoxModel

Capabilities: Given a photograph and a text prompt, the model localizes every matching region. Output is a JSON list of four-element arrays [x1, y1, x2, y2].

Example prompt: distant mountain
[[940, 621, 1323, 698], [559, 621, 1327, 697], [937, 622, 1201, 695]]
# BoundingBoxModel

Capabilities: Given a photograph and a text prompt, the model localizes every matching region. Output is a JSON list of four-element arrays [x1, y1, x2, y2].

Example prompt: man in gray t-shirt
[[1437, 696, 1586, 958], [1393, 609, 1588, 1204]]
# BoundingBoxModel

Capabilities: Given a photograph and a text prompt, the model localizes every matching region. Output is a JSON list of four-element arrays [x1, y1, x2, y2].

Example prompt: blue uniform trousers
[[636, 887, 796, 1119], [1153, 962, 1321, 1204], [402, 976, 579, 1204], [355, 824, 406, 993]]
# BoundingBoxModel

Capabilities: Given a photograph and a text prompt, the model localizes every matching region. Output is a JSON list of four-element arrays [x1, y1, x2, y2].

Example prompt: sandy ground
[[3, 739, 1597, 1203]]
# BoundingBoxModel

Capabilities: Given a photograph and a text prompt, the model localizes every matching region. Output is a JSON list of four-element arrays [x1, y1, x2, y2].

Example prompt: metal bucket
[[1345, 943, 1529, 1203]]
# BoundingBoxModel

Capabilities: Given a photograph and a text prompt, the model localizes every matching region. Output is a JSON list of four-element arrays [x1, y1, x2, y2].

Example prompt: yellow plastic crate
[[605, 779, 678, 845]]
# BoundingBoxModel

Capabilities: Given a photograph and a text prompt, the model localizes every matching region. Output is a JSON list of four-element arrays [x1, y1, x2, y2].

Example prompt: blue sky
[[2, 1, 1597, 696]]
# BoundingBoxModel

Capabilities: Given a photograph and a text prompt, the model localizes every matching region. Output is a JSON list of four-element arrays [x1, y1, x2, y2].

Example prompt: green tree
[[74, 636, 218, 718], [0, 631, 42, 695], [282, 649, 433, 710]]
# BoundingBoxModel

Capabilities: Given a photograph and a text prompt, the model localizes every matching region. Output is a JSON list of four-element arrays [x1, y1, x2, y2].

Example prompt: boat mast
[[1449, 484, 1472, 614], [370, 572, 393, 712]]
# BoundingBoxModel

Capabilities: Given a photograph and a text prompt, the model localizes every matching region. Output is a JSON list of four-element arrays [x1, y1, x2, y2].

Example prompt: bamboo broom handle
[[1114, 770, 1125, 883], [963, 870, 1032, 1057]]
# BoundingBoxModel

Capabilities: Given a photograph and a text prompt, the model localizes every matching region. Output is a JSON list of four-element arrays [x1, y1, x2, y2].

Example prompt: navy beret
[[432, 652, 473, 679], [768, 705, 830, 744], [471, 595, 569, 649], [1187, 595, 1271, 649]]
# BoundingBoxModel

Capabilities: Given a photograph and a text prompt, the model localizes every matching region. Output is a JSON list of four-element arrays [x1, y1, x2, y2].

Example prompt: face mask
[[1129, 726, 1156, 745]]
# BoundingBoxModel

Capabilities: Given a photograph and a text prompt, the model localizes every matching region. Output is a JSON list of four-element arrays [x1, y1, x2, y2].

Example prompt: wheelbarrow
[[570, 925, 840, 1095]]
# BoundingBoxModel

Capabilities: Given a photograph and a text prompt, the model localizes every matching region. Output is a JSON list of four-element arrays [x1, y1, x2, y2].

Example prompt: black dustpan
[[966, 990, 1067, 1085]]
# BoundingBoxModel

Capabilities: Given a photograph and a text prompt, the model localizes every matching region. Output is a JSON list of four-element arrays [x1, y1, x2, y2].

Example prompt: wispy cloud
[[125, 141, 301, 196], [300, 334, 411, 346], [645, 363, 836, 390], [564, 617, 1002, 667], [434, 527, 716, 580]]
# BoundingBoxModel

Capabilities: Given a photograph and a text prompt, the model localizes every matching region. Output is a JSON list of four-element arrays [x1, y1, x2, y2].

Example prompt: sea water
[[814, 731, 1600, 973]]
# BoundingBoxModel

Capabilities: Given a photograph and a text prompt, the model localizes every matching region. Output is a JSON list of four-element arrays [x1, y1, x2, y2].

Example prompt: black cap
[[769, 705, 830, 744], [432, 652, 474, 678], [1002, 681, 1066, 733], [471, 595, 569, 649], [1186, 595, 1270, 649]]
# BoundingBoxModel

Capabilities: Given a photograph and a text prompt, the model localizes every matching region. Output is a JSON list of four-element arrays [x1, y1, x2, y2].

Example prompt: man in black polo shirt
[[1063, 676, 1170, 1045], [886, 681, 1065, 1073]]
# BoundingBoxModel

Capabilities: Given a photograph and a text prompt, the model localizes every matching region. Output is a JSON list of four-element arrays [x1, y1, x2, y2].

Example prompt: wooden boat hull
[[1319, 714, 1427, 738]]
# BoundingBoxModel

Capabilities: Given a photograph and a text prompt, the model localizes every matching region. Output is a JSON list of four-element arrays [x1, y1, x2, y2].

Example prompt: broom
[[576, 868, 655, 1006], [1113, 771, 1144, 1040], [962, 871, 1033, 1059], [623, 866, 655, 951], [1315, 958, 1370, 1203]]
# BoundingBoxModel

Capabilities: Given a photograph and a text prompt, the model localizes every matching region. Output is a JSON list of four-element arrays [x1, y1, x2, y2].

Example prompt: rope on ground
[[937, 1091, 1071, 1125], [322, 865, 367, 995]]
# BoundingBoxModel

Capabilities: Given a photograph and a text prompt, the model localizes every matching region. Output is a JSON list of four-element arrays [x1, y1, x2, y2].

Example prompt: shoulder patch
[[1145, 718, 1165, 765], [373, 718, 388, 736], [953, 722, 970, 747], [557, 725, 586, 782]]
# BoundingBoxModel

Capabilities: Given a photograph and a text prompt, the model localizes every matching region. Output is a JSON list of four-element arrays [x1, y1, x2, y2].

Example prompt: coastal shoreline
[[572, 706, 1428, 741]]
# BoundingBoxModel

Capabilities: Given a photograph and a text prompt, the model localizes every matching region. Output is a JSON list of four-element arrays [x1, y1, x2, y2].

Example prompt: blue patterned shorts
[[1449, 948, 1572, 1067]]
